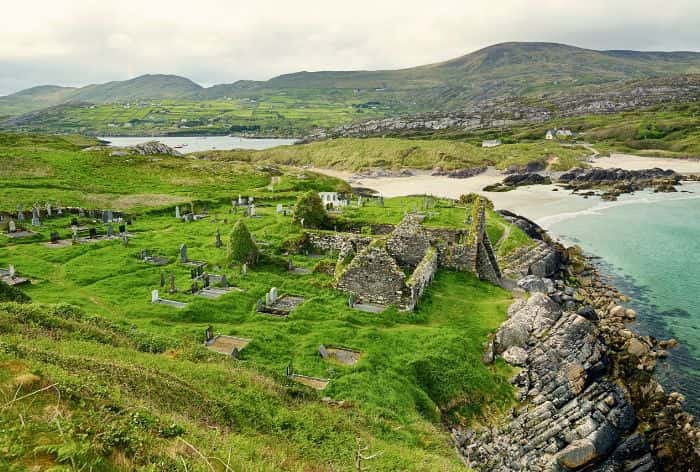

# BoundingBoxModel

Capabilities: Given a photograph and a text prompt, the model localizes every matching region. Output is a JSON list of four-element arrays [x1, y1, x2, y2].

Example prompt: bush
[[228, 220, 258, 265], [0, 280, 30, 303], [292, 191, 327, 228]]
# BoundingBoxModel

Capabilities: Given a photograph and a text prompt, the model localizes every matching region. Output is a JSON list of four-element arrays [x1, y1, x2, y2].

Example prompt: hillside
[[0, 132, 537, 470], [2, 42, 700, 136]]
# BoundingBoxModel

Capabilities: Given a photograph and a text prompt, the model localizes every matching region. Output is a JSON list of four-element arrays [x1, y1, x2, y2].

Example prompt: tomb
[[257, 288, 305, 317], [0, 265, 29, 286], [205, 333, 251, 358], [286, 364, 329, 390], [140, 249, 170, 265], [319, 344, 362, 366], [150, 289, 187, 309]]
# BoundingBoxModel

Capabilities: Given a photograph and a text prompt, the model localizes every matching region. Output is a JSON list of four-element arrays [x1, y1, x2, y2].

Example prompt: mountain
[[2, 42, 700, 133]]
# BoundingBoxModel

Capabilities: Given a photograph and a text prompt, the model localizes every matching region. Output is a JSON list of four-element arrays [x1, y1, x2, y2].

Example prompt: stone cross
[[179, 244, 188, 263], [215, 229, 222, 248], [175, 206, 181, 218], [8, 220, 16, 232], [151, 290, 160, 303], [169, 273, 176, 293]]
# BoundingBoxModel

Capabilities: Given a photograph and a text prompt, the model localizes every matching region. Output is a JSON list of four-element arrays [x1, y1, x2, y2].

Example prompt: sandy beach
[[311, 152, 700, 224]]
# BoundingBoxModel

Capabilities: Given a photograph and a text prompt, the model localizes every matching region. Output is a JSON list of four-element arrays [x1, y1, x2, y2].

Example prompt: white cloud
[[0, 0, 699, 95]]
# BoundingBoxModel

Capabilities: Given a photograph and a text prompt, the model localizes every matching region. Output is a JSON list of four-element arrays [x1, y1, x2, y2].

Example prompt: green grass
[[202, 137, 590, 172], [0, 133, 531, 470]]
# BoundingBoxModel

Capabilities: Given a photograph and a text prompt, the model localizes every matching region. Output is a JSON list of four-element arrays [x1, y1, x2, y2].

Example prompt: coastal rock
[[517, 275, 554, 293], [529, 248, 561, 277], [502, 346, 528, 366], [502, 172, 552, 187]]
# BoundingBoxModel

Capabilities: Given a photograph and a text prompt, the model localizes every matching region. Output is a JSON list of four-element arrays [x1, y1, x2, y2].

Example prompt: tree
[[228, 220, 258, 265], [293, 191, 327, 228]]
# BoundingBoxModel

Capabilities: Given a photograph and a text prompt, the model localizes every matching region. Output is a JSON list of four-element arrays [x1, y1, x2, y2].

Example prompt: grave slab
[[205, 335, 251, 355], [290, 374, 330, 390]]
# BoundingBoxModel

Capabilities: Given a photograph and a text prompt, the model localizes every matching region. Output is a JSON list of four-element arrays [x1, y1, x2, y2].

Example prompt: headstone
[[46, 202, 52, 217], [286, 363, 293, 378], [106, 224, 114, 238], [203, 274, 210, 288], [122, 234, 129, 246], [276, 204, 283, 213], [169, 273, 176, 294], [220, 274, 229, 288], [249, 196, 254, 203], [197, 265, 203, 277], [118, 224, 126, 234], [72, 226, 78, 242], [71, 217, 79, 226], [288, 258, 294, 271], [151, 289, 160, 303], [190, 268, 196, 279], [270, 287, 278, 304], [191, 281, 199, 294], [348, 294, 355, 308], [179, 244, 188, 263], [318, 345, 329, 359], [231, 347, 240, 359], [265, 292, 271, 306], [160, 271, 165, 287], [56, 203, 63, 215], [107, 210, 113, 222], [8, 220, 16, 232], [17, 206, 25, 222], [78, 207, 85, 217], [50, 231, 60, 243], [140, 249, 148, 260], [175, 206, 181, 218], [238, 194, 244, 205], [215, 229, 222, 248], [89, 227, 97, 239], [102, 211, 109, 223], [249, 204, 256, 217], [8, 265, 15, 278], [31, 206, 41, 226], [242, 263, 247, 276], [205, 325, 214, 342], [190, 202, 195, 215]]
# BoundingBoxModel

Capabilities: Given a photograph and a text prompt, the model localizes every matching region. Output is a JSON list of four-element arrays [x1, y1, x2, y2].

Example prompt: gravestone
[[169, 273, 176, 294], [238, 194, 244, 205], [46, 202, 52, 217], [191, 281, 199, 294], [89, 227, 97, 239], [56, 203, 63, 215], [288, 258, 294, 271], [190, 202, 195, 215], [140, 249, 148, 260], [71, 217, 79, 226], [318, 345, 329, 359], [122, 234, 129, 246], [205, 325, 214, 342], [190, 268, 196, 279], [179, 244, 188, 262], [270, 287, 278, 304], [265, 292, 271, 306], [17, 206, 25, 222], [107, 210, 113, 222], [50, 231, 60, 243], [276, 204, 283, 213], [106, 224, 114, 238], [348, 294, 355, 308], [231, 347, 240, 359], [160, 271, 165, 287], [175, 206, 181, 218], [242, 263, 247, 276], [249, 204, 256, 217], [31, 206, 41, 226], [118, 224, 126, 234], [197, 265, 204, 277], [203, 274, 210, 288], [8, 265, 16, 278], [215, 229, 222, 248], [220, 274, 229, 288], [72, 226, 78, 242], [102, 211, 109, 223], [8, 220, 16, 232], [78, 208, 85, 217], [151, 289, 160, 303]]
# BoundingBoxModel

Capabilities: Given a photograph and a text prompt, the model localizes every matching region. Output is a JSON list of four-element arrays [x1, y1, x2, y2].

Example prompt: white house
[[545, 129, 555, 140], [482, 139, 502, 148], [318, 192, 348, 208], [546, 128, 573, 140]]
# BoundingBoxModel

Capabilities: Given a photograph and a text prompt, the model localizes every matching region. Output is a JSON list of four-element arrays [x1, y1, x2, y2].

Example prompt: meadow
[[0, 134, 533, 470]]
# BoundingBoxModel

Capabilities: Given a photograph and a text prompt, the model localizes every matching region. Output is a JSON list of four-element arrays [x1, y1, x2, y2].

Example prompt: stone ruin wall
[[306, 232, 373, 260], [335, 246, 408, 307], [386, 215, 431, 267], [404, 248, 439, 311]]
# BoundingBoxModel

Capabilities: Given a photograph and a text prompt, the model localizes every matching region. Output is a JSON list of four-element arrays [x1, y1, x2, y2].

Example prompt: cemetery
[[0, 134, 535, 470]]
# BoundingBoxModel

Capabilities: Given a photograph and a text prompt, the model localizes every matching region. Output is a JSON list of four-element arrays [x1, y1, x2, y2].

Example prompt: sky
[[1, 0, 699, 96]]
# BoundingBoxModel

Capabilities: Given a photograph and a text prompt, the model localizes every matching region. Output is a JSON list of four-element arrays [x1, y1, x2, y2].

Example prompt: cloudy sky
[[1, 0, 699, 95]]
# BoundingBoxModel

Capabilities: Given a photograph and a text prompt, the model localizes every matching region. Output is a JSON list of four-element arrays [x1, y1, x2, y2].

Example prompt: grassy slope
[[203, 137, 589, 172], [0, 133, 532, 470]]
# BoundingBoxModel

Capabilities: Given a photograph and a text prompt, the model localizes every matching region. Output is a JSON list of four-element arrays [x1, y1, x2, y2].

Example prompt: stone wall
[[336, 245, 408, 307], [386, 215, 430, 267], [306, 232, 372, 259], [404, 247, 439, 311]]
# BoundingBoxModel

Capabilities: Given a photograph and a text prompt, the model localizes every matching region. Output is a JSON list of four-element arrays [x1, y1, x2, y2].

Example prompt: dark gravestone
[[50, 231, 60, 243], [215, 229, 222, 248], [118, 224, 126, 234], [191, 281, 199, 295], [197, 265, 203, 276], [89, 227, 97, 239], [230, 347, 240, 359], [220, 274, 229, 288], [169, 273, 176, 294], [126, 218, 132, 225], [203, 274, 210, 288], [318, 345, 329, 359], [205, 325, 214, 342], [71, 217, 79, 226], [160, 271, 165, 287], [190, 268, 196, 279]]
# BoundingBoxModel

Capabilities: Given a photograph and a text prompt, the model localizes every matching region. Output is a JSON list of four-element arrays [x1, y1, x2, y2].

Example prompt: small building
[[318, 192, 348, 209], [545, 128, 573, 140], [545, 130, 555, 140], [482, 139, 502, 148]]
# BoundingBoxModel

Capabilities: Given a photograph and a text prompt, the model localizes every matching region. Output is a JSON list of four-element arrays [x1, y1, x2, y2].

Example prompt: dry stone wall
[[386, 215, 431, 267], [404, 247, 439, 311], [336, 245, 408, 307]]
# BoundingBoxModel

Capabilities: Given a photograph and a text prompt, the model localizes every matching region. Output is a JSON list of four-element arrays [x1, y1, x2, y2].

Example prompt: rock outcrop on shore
[[558, 167, 680, 200], [83, 141, 182, 157], [457, 213, 700, 471]]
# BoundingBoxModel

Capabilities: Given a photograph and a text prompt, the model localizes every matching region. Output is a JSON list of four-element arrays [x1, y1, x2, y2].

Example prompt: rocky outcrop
[[106, 141, 182, 157], [558, 168, 681, 200], [503, 173, 552, 187], [432, 167, 487, 179]]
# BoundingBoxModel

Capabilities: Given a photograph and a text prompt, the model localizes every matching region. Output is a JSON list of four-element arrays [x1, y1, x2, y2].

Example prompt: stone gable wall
[[404, 247, 439, 311], [336, 246, 408, 307], [386, 215, 431, 267], [306, 232, 372, 259]]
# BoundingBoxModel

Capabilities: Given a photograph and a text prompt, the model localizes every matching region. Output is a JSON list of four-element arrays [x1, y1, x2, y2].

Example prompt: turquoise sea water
[[544, 184, 700, 414]]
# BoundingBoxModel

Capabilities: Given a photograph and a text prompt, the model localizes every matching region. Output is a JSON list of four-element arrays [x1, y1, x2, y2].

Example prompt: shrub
[[0, 280, 30, 303], [292, 191, 327, 228], [228, 220, 258, 265]]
